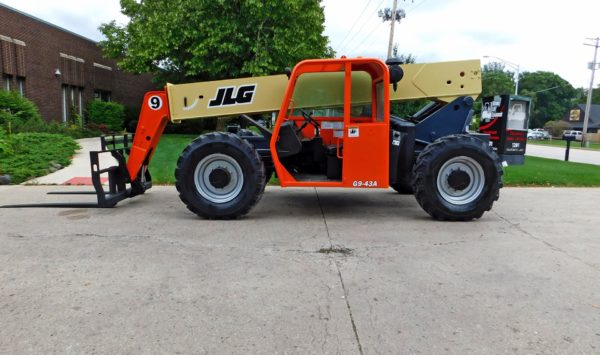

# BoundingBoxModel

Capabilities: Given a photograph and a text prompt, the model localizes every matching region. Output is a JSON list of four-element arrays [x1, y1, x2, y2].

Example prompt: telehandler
[[7, 57, 511, 220]]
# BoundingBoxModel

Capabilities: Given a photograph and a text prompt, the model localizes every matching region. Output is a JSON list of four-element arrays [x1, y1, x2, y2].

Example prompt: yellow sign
[[570, 109, 581, 121]]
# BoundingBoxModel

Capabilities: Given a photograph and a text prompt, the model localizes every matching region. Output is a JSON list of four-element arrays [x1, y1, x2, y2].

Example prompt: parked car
[[527, 130, 544, 140], [562, 130, 583, 141], [534, 129, 551, 139], [527, 129, 551, 140]]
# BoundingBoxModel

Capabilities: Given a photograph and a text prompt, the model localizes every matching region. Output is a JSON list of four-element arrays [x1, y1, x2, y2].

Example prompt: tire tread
[[412, 134, 503, 221], [175, 132, 265, 219]]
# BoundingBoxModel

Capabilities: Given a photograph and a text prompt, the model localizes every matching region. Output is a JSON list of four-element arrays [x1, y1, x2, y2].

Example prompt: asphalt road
[[526, 143, 600, 165], [1, 186, 600, 354]]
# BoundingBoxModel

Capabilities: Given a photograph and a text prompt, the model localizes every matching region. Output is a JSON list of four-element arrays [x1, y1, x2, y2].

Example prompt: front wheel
[[390, 175, 413, 194], [412, 134, 503, 221], [175, 132, 265, 219]]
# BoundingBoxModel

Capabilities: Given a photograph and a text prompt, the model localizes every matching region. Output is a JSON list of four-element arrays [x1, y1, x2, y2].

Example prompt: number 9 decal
[[148, 95, 163, 110]]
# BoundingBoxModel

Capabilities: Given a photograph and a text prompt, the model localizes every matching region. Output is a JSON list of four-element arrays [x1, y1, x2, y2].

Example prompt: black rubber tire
[[175, 132, 265, 219], [390, 176, 413, 194], [412, 134, 503, 221]]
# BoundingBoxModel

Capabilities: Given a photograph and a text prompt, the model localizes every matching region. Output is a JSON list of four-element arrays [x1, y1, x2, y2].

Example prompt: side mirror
[[386, 57, 404, 91], [389, 66, 404, 92]]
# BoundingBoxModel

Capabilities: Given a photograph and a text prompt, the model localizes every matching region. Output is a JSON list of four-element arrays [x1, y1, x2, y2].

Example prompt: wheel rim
[[194, 153, 244, 204], [436, 156, 485, 205]]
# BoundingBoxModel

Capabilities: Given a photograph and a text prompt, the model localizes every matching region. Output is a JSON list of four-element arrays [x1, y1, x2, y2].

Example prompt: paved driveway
[[1, 186, 599, 353], [526, 143, 600, 165]]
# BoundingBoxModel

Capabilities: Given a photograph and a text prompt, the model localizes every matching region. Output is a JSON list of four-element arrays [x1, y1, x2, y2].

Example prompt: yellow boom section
[[166, 59, 481, 122]]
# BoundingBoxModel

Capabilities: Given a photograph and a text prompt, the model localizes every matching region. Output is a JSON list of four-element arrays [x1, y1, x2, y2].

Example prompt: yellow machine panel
[[166, 59, 481, 122], [394, 60, 481, 102], [166, 75, 289, 122]]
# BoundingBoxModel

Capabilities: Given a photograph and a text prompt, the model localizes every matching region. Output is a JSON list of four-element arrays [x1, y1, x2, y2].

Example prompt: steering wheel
[[297, 109, 320, 136]]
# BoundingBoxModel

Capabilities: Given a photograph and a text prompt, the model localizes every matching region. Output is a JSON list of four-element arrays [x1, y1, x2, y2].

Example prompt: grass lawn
[[148, 134, 197, 184], [528, 139, 600, 150], [504, 156, 600, 187], [149, 135, 600, 187]]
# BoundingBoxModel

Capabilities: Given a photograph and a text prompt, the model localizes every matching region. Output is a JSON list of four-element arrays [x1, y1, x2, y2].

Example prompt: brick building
[[0, 3, 155, 123]]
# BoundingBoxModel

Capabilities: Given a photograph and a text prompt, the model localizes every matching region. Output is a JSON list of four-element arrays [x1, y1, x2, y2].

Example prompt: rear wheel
[[175, 132, 265, 219], [412, 134, 502, 221]]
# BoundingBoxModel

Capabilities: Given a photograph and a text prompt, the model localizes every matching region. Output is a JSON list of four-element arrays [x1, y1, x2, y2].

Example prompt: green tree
[[100, 0, 334, 84], [573, 87, 586, 104], [481, 62, 515, 97], [519, 71, 576, 128], [578, 84, 600, 105]]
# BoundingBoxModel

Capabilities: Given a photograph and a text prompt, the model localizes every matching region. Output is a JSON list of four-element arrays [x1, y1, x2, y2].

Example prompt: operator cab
[[270, 58, 391, 188]]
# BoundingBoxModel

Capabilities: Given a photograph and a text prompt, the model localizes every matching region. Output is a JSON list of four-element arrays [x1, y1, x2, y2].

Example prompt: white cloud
[[2, 0, 599, 88], [0, 0, 128, 41], [323, 0, 600, 88]]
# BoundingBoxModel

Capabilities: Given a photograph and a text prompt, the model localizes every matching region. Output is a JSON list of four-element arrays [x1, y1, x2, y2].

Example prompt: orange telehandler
[[6, 57, 510, 220]]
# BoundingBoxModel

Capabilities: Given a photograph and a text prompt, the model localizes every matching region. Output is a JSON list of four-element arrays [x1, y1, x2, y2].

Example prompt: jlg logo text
[[208, 84, 257, 108]]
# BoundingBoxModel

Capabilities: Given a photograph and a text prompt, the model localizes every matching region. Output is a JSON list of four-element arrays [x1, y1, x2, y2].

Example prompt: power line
[[337, 0, 386, 53], [338, 1, 382, 52], [335, 0, 374, 50], [347, 20, 387, 55], [406, 0, 430, 12]]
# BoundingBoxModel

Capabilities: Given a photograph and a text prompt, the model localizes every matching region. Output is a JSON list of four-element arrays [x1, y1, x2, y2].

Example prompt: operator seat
[[276, 120, 302, 158]]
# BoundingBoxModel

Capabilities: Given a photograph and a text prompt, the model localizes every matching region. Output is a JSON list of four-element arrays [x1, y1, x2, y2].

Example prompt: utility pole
[[583, 37, 599, 147], [379, 0, 406, 59]]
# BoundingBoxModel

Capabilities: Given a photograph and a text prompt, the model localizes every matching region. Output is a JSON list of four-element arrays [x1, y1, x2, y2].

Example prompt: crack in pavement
[[315, 188, 364, 355], [493, 210, 600, 273]]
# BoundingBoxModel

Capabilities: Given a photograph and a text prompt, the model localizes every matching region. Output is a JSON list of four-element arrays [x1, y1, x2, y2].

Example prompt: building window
[[16, 77, 25, 96], [62, 85, 68, 123], [62, 85, 84, 124], [78, 88, 83, 118], [2, 75, 12, 91], [94, 90, 111, 102]]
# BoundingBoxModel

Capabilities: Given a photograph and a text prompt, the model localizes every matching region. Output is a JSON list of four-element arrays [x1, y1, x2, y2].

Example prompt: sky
[[1, 0, 599, 89]]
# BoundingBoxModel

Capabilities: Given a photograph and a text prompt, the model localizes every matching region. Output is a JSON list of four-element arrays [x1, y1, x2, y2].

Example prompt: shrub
[[0, 127, 12, 156], [0, 132, 78, 183], [543, 120, 569, 138], [87, 100, 125, 132], [0, 90, 45, 133], [123, 105, 141, 133]]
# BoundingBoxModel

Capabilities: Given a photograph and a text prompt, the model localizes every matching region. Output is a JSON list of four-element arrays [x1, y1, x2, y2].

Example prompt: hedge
[[0, 90, 45, 133], [87, 100, 126, 132]]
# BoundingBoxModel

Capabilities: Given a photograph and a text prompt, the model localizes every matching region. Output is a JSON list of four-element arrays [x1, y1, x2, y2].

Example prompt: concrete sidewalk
[[26, 137, 116, 185], [526, 143, 600, 165], [1, 186, 599, 353]]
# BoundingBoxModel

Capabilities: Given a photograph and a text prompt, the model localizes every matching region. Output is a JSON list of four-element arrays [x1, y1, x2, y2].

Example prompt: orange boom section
[[127, 91, 171, 181]]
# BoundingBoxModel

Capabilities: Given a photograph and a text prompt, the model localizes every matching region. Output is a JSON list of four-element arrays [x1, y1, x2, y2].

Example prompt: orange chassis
[[128, 58, 393, 192]]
